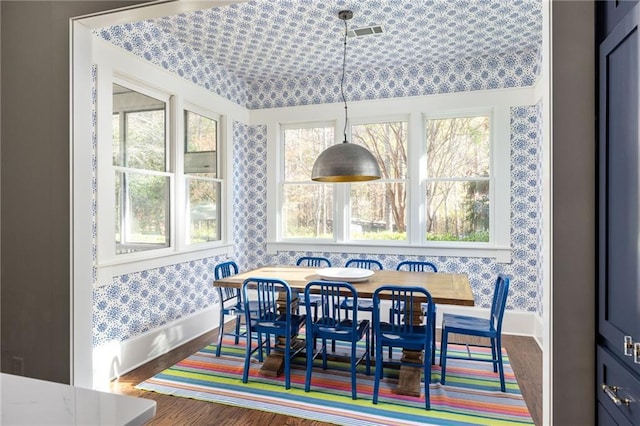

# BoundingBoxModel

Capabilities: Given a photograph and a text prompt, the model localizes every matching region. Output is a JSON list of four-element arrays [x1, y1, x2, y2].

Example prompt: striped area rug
[[137, 336, 534, 425]]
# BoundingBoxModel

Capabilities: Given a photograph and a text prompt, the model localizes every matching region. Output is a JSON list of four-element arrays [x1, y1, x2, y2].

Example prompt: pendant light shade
[[311, 142, 381, 182], [311, 10, 381, 183]]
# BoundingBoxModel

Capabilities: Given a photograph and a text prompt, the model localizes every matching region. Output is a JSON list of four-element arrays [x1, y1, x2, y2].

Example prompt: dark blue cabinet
[[598, 1, 640, 421], [598, 0, 640, 40]]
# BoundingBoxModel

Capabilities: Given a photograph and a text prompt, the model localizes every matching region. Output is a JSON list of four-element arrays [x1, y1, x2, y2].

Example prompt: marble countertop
[[1, 373, 156, 425]]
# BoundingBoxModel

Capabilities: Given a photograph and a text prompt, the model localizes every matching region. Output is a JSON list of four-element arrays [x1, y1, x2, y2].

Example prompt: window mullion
[[409, 111, 422, 245], [171, 95, 183, 251], [335, 183, 349, 243]]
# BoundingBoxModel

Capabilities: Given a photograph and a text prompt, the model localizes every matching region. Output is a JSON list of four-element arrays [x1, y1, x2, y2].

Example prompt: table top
[[214, 265, 474, 306], [1, 373, 156, 426]]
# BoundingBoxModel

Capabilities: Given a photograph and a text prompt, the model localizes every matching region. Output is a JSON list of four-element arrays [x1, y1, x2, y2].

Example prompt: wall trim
[[533, 312, 544, 349], [92, 305, 219, 389]]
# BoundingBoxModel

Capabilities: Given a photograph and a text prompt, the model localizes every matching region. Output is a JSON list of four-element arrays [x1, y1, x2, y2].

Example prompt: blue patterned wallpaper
[[93, 102, 542, 346], [95, 0, 541, 109], [247, 51, 538, 109], [93, 258, 224, 346], [144, 0, 541, 83], [92, 3, 544, 345], [96, 27, 538, 110], [535, 100, 544, 317], [232, 122, 268, 267], [96, 22, 249, 106], [230, 106, 541, 312]]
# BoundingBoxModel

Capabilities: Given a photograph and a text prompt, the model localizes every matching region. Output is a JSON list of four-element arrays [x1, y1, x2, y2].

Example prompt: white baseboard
[[92, 305, 220, 389], [533, 312, 544, 349]]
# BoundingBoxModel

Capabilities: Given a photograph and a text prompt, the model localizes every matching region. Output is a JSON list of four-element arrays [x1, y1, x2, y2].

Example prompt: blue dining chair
[[241, 277, 306, 389], [372, 285, 435, 410], [440, 274, 510, 392], [396, 260, 437, 273], [388, 261, 438, 362], [339, 259, 383, 353], [296, 256, 331, 268], [304, 280, 370, 399], [296, 256, 332, 321], [213, 261, 259, 357], [339, 258, 383, 318]]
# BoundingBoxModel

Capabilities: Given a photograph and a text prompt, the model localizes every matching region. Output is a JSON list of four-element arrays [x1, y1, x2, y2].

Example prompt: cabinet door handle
[[601, 383, 631, 406], [635, 342, 640, 364], [624, 336, 634, 356]]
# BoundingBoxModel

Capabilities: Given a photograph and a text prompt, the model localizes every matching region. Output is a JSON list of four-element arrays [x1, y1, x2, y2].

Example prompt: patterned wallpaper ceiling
[[99, 0, 542, 85]]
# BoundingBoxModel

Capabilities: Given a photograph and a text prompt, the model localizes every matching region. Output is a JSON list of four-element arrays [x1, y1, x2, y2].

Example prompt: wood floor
[[110, 329, 542, 426]]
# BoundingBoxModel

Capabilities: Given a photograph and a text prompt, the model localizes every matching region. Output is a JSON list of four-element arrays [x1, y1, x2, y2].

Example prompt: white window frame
[[94, 39, 238, 284], [279, 121, 337, 243], [256, 87, 534, 263], [422, 109, 496, 247], [107, 76, 175, 260], [346, 115, 410, 245], [181, 102, 224, 248]]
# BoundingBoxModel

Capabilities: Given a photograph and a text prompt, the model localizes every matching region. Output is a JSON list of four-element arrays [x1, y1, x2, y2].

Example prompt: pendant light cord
[[341, 17, 348, 143]]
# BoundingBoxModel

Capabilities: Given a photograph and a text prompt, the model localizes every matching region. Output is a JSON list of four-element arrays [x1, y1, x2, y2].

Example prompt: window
[[425, 115, 490, 242], [281, 124, 334, 239], [350, 121, 408, 241], [106, 79, 228, 263], [267, 92, 512, 261], [112, 83, 170, 254], [184, 108, 221, 244], [279, 120, 409, 243]]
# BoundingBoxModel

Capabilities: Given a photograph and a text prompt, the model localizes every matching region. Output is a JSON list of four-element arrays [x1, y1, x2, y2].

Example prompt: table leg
[[395, 299, 424, 397], [258, 290, 304, 377]]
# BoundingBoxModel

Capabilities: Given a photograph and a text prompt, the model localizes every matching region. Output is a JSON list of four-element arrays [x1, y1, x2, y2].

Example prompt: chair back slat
[[396, 260, 437, 273], [345, 258, 383, 270], [296, 256, 332, 267], [214, 261, 240, 302], [240, 277, 305, 390], [490, 274, 510, 332], [215, 260, 238, 279], [305, 280, 358, 330], [243, 277, 292, 326], [375, 285, 434, 335], [303, 280, 371, 399], [372, 284, 434, 409]]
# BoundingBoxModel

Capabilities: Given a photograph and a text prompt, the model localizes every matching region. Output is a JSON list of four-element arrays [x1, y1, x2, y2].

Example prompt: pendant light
[[311, 10, 382, 182]]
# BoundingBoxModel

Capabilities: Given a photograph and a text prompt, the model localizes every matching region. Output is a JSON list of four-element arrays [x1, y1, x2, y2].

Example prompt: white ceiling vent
[[347, 25, 384, 38]]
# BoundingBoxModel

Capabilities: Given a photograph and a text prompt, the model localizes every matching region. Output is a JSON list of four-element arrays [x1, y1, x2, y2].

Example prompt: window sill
[[96, 243, 233, 286], [266, 241, 511, 263]]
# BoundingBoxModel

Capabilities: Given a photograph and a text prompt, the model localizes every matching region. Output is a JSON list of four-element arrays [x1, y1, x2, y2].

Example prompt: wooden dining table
[[213, 265, 474, 396]]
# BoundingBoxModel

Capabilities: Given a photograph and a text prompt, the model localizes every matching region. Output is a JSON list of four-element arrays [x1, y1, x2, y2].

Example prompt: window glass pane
[[426, 180, 489, 242], [426, 116, 490, 178], [350, 182, 407, 241], [187, 179, 220, 244], [283, 184, 333, 238], [185, 110, 217, 152], [282, 125, 335, 239], [352, 121, 407, 179], [184, 110, 217, 177], [125, 110, 165, 171], [115, 171, 170, 254], [112, 83, 166, 171], [284, 126, 334, 181], [348, 121, 408, 241]]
